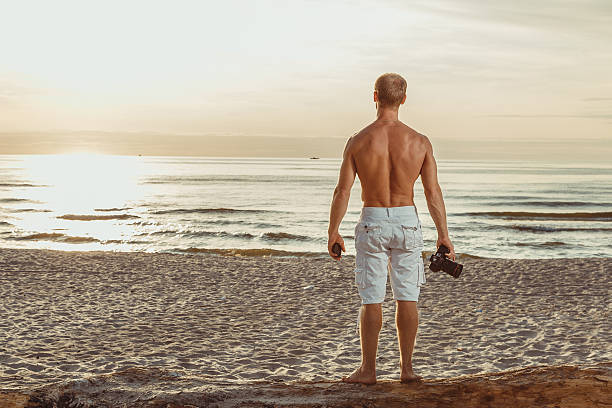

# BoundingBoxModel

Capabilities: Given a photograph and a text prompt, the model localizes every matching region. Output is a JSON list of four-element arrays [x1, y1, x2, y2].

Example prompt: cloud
[[0, 77, 42, 106], [482, 113, 612, 120], [0, 0, 610, 144], [413, 0, 612, 34]]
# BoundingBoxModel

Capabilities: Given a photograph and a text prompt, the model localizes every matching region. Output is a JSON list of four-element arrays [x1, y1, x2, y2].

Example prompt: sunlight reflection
[[13, 154, 147, 249], [23, 153, 142, 211]]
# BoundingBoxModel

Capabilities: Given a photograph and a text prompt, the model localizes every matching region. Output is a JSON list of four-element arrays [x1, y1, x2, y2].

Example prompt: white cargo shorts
[[354, 206, 426, 304]]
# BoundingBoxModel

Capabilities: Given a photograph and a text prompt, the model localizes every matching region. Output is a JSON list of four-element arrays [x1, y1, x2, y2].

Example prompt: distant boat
[[310, 157, 320, 160]]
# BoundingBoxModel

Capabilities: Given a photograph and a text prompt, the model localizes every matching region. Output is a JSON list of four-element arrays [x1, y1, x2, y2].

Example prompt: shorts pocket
[[355, 267, 374, 289], [355, 267, 365, 288], [417, 258, 426, 287], [401, 224, 418, 249], [355, 223, 382, 252], [415, 224, 424, 248], [402, 223, 424, 250]]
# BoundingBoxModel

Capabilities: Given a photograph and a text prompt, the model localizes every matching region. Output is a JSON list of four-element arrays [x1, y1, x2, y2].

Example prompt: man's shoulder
[[350, 121, 387, 143], [399, 122, 427, 138], [345, 126, 372, 148], [352, 123, 375, 138], [400, 124, 430, 148]]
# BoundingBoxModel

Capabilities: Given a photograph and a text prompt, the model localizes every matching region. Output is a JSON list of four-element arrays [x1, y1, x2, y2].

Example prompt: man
[[327, 73, 455, 385]]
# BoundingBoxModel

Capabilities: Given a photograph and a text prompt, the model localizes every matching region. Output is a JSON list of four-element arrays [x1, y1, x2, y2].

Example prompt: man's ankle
[[400, 361, 413, 371], [360, 364, 376, 374]]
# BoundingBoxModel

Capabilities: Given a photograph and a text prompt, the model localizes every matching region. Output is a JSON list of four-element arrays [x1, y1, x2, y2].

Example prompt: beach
[[0, 247, 610, 406]]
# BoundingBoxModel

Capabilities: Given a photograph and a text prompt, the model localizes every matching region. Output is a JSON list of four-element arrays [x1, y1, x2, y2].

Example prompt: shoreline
[[1, 362, 610, 407], [1, 247, 610, 403], [1, 245, 487, 258], [5, 244, 606, 260]]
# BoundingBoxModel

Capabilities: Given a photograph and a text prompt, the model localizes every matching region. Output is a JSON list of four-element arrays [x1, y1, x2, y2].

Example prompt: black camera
[[429, 245, 463, 278]]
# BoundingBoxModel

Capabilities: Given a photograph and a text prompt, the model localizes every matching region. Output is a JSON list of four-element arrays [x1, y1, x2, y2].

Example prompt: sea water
[[0, 154, 610, 258]]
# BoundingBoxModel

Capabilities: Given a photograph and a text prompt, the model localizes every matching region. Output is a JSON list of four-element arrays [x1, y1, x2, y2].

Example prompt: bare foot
[[341, 367, 377, 385], [400, 369, 423, 384]]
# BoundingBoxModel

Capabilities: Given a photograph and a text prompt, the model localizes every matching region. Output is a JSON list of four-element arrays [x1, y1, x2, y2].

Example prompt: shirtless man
[[327, 73, 455, 385]]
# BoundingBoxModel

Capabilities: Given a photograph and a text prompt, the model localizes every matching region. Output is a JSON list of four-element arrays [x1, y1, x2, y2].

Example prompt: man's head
[[374, 73, 407, 109]]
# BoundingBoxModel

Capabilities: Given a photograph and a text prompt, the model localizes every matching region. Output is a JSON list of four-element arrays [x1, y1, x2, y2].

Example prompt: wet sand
[[0, 248, 610, 405], [2, 363, 610, 407]]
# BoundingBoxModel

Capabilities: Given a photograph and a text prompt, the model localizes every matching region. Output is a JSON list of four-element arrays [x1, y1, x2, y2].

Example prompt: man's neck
[[376, 106, 400, 122]]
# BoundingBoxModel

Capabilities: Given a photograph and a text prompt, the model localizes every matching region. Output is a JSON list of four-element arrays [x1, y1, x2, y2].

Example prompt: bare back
[[350, 121, 428, 207]]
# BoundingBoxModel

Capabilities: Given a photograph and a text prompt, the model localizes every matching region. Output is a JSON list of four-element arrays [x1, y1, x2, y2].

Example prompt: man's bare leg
[[396, 300, 422, 382], [342, 303, 382, 384]]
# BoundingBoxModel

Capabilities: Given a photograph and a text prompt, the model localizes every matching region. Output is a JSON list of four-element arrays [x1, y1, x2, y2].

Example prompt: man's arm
[[327, 137, 357, 259], [420, 136, 456, 260]]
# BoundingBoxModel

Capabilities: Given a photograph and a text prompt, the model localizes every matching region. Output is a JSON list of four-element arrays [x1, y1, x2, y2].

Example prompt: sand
[[0, 363, 609, 407], [0, 248, 610, 406]]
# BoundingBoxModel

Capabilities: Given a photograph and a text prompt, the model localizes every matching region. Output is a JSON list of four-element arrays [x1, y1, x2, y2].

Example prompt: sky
[[0, 0, 610, 160]]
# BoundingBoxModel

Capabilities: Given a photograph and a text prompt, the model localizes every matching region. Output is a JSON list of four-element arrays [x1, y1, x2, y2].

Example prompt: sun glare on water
[[11, 153, 147, 251], [24, 153, 141, 210]]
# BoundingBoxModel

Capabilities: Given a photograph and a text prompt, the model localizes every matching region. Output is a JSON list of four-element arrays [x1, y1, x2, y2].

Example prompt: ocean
[[0, 154, 610, 258]]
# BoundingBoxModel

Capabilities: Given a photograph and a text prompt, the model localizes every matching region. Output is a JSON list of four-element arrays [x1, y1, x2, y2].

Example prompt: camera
[[429, 245, 463, 278]]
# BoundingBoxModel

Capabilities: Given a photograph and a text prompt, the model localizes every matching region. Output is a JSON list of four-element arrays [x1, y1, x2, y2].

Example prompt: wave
[[58, 214, 140, 221], [139, 229, 311, 241], [136, 228, 314, 242], [11, 233, 150, 245], [176, 247, 324, 257], [0, 198, 31, 203], [452, 195, 612, 207], [142, 176, 324, 185], [200, 219, 282, 228], [0, 183, 45, 187], [514, 241, 570, 248], [192, 231, 254, 239], [176, 247, 483, 259], [63, 236, 100, 243], [515, 201, 611, 207], [102, 239, 150, 244], [94, 207, 133, 212], [11, 208, 52, 213], [14, 232, 99, 243], [151, 208, 273, 215], [141, 229, 180, 236], [451, 194, 535, 200], [510, 225, 612, 233], [128, 221, 157, 226], [0, 221, 12, 226], [142, 229, 256, 239], [481, 201, 611, 207], [261, 232, 310, 241], [462, 211, 612, 221]]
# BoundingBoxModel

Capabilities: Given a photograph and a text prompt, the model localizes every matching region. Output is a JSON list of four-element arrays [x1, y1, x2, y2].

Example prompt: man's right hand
[[327, 232, 346, 260], [436, 236, 456, 261]]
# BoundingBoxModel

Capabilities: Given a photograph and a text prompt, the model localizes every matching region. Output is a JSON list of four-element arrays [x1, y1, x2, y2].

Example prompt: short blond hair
[[374, 73, 407, 107]]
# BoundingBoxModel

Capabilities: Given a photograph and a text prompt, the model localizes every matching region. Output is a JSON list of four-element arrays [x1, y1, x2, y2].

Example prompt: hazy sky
[[0, 0, 610, 159]]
